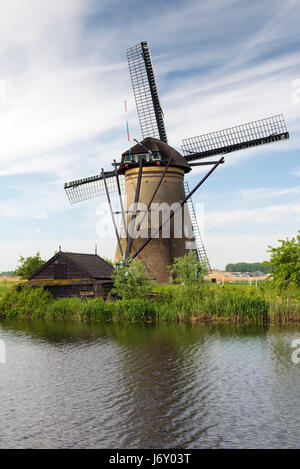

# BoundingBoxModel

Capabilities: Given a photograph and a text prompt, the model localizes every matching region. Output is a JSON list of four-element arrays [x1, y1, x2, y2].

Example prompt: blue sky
[[0, 0, 300, 270]]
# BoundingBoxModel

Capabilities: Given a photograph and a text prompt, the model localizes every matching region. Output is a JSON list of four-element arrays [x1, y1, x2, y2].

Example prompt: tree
[[111, 259, 154, 300], [266, 232, 300, 289], [225, 262, 270, 273], [168, 251, 208, 285], [102, 257, 113, 266], [0, 271, 16, 277], [15, 252, 46, 280], [225, 264, 235, 272]]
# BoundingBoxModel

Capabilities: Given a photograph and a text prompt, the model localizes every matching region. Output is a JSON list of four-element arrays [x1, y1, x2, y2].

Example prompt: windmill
[[64, 41, 289, 283]]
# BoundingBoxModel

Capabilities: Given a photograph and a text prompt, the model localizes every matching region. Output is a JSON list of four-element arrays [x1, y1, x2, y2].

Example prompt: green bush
[[112, 259, 154, 300], [266, 232, 300, 291], [0, 285, 52, 319], [15, 252, 46, 280], [168, 251, 208, 285]]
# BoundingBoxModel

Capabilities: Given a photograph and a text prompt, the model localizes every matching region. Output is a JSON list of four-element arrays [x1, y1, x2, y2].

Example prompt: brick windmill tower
[[64, 41, 289, 283]]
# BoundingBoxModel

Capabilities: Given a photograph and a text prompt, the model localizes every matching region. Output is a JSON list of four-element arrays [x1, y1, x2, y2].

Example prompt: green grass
[[0, 282, 299, 323], [0, 278, 20, 296]]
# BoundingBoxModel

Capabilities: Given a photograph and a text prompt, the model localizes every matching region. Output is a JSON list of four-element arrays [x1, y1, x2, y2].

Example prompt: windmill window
[[151, 152, 161, 161], [133, 152, 161, 162], [135, 153, 148, 162], [125, 152, 162, 163]]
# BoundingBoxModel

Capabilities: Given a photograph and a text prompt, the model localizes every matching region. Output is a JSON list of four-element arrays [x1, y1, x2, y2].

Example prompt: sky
[[0, 0, 300, 271]]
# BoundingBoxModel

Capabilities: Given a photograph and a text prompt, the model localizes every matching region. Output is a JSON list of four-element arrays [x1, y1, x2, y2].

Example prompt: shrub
[[168, 251, 208, 285], [0, 285, 52, 319], [112, 259, 154, 300], [266, 232, 300, 291], [15, 252, 46, 280]]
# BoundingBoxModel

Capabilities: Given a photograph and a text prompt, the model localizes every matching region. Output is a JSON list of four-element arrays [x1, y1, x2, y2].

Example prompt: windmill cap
[[120, 137, 191, 173]]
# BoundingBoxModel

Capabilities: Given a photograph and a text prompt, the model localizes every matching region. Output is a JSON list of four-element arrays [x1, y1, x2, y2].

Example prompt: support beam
[[189, 160, 225, 166], [125, 159, 143, 258], [113, 159, 128, 242], [101, 168, 124, 259], [129, 157, 224, 262], [135, 156, 173, 235]]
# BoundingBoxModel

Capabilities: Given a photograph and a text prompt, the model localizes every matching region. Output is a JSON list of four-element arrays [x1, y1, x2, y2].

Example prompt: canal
[[0, 320, 300, 448]]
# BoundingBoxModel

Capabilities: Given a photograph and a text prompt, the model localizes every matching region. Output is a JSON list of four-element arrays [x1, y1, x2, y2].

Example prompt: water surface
[[0, 319, 300, 448]]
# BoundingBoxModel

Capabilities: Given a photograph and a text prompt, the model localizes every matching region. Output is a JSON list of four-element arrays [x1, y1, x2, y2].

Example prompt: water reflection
[[0, 319, 300, 448]]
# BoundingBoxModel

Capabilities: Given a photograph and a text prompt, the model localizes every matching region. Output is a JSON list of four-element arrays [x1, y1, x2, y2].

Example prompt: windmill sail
[[182, 114, 289, 161], [64, 172, 125, 204], [127, 41, 167, 143]]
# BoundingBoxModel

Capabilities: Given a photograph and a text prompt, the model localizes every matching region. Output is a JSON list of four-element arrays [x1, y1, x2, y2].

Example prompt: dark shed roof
[[120, 137, 191, 173], [63, 252, 114, 279], [29, 251, 114, 280]]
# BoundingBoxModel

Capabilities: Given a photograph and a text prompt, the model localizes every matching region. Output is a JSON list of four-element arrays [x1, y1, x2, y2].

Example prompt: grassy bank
[[0, 282, 300, 324], [0, 277, 20, 295]]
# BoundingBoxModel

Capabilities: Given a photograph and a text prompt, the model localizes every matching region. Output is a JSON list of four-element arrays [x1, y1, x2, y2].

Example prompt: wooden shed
[[28, 252, 114, 298]]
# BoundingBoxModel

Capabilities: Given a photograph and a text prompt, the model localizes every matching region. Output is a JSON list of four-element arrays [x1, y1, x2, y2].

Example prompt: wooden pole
[[101, 169, 124, 259]]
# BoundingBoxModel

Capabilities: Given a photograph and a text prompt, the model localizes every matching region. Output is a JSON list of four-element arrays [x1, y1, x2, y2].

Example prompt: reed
[[0, 283, 299, 323], [47, 297, 85, 320]]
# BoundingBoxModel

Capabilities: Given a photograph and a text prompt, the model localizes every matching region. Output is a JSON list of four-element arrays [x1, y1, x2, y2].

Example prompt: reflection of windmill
[[64, 41, 289, 283]]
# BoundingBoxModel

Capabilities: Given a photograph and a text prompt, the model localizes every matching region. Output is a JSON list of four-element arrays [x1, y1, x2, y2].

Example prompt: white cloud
[[291, 167, 300, 177], [204, 203, 300, 229], [0, 0, 299, 179], [0, 184, 68, 219], [0, 0, 131, 178], [0, 0, 300, 271], [34, 213, 48, 220], [237, 186, 300, 200], [20, 226, 41, 236]]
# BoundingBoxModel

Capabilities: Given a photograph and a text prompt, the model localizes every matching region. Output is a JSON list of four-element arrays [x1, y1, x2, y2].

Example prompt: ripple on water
[[0, 320, 300, 448]]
